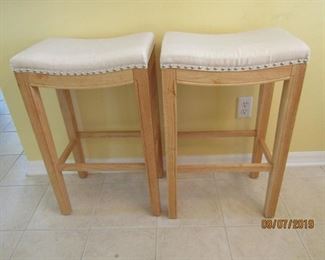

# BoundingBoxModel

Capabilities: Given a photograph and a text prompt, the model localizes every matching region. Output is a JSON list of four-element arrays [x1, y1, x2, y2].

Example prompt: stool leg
[[264, 64, 306, 218], [161, 69, 177, 219], [250, 83, 274, 178], [133, 66, 161, 216], [56, 89, 88, 178], [15, 73, 72, 215], [147, 54, 164, 178]]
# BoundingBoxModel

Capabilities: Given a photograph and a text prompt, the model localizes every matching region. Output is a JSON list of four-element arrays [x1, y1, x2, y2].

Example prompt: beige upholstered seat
[[160, 28, 310, 71], [10, 32, 155, 75]]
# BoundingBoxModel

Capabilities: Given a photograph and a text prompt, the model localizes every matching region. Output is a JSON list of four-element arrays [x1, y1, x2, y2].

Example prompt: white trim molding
[[27, 151, 325, 176]]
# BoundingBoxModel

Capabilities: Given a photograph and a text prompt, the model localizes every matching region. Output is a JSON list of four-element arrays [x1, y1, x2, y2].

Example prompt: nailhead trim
[[160, 58, 308, 71], [12, 63, 148, 75], [13, 58, 309, 74]]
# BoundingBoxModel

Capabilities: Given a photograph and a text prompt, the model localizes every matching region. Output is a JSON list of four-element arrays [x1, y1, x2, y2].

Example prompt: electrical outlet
[[237, 96, 253, 118]]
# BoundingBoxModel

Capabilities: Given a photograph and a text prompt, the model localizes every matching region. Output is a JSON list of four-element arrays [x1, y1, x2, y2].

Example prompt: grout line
[[0, 153, 24, 156], [25, 185, 50, 231], [18, 225, 207, 231], [0, 228, 26, 232], [16, 228, 90, 232], [7, 231, 24, 260], [154, 181, 159, 260], [213, 173, 234, 260], [0, 153, 21, 183], [0, 183, 49, 187], [9, 183, 49, 259], [88, 225, 159, 230], [80, 228, 90, 260], [2, 120, 14, 132], [151, 222, 323, 228], [81, 178, 105, 260], [4, 221, 322, 231], [2, 129, 17, 133], [280, 193, 293, 218], [155, 224, 159, 260], [281, 199, 314, 260], [295, 228, 314, 260], [0, 153, 22, 158], [0, 118, 12, 132], [0, 152, 49, 187]]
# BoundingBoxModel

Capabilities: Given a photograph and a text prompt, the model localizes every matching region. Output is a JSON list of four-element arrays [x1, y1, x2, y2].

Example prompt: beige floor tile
[[28, 183, 102, 230], [157, 227, 231, 260], [0, 155, 18, 181], [298, 224, 325, 260], [92, 180, 157, 227], [63, 172, 105, 185], [83, 228, 156, 260], [0, 115, 11, 131], [214, 166, 325, 182], [12, 230, 87, 260], [0, 231, 23, 259], [0, 101, 9, 115], [227, 226, 310, 260], [3, 120, 16, 132], [177, 171, 214, 180], [1, 155, 105, 186], [0, 186, 47, 230], [158, 179, 223, 227], [282, 177, 325, 224], [103, 169, 213, 182], [215, 173, 289, 226], [0, 132, 23, 155], [0, 155, 48, 186], [103, 170, 146, 183], [214, 171, 259, 181], [285, 166, 325, 178]]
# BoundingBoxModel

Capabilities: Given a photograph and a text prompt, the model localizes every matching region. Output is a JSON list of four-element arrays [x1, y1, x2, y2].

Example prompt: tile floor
[[0, 90, 324, 260]]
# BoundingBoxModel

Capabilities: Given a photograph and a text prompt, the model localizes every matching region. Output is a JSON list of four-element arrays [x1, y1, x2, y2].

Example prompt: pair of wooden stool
[[11, 28, 310, 219]]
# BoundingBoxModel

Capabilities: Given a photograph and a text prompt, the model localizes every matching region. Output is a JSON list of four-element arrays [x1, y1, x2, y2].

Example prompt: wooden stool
[[11, 33, 163, 216], [160, 28, 310, 219]]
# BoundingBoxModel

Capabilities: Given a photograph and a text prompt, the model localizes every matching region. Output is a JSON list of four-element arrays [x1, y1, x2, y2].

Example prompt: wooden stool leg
[[250, 83, 274, 178], [161, 69, 177, 219], [133, 66, 161, 217], [15, 73, 72, 215], [147, 54, 164, 178], [56, 89, 88, 178], [264, 64, 306, 218]]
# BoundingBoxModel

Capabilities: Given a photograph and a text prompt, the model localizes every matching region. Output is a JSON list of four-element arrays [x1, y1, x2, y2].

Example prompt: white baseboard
[[27, 151, 325, 176]]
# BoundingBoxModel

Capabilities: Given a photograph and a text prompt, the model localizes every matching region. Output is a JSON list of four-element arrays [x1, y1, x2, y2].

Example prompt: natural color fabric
[[160, 28, 310, 71], [10, 32, 155, 75]]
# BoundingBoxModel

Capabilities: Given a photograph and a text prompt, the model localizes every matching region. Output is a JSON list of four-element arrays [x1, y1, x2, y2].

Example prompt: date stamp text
[[261, 219, 314, 229]]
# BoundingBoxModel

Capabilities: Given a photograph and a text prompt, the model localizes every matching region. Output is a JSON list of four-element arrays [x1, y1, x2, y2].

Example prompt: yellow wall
[[1, 0, 324, 161]]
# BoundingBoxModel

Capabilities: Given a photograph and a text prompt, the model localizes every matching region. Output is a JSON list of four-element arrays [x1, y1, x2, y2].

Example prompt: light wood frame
[[162, 64, 306, 219], [15, 52, 163, 216]]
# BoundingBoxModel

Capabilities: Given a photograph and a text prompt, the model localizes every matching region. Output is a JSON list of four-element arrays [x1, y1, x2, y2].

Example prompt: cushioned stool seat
[[160, 28, 310, 71], [10, 32, 155, 75]]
